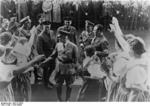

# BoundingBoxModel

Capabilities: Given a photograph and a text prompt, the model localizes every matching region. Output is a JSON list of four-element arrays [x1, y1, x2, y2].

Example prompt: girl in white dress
[[77, 45, 107, 101]]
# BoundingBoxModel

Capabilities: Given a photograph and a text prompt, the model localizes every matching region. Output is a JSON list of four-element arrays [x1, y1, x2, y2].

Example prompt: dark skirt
[[11, 72, 31, 101], [77, 78, 107, 101]]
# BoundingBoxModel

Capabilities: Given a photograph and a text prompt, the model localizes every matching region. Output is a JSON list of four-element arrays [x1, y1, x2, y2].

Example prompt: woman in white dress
[[0, 44, 44, 102], [0, 30, 44, 102], [11, 26, 39, 101], [106, 17, 150, 101]]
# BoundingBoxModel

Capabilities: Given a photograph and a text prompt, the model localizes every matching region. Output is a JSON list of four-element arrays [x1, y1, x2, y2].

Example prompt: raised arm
[[28, 26, 37, 48], [110, 17, 130, 53]]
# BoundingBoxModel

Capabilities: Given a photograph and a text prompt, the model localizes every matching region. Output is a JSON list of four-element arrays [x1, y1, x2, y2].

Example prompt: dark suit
[[37, 30, 56, 86]]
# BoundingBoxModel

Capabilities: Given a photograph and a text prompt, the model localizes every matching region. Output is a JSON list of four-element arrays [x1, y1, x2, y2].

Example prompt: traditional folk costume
[[77, 54, 107, 101], [112, 54, 150, 102], [0, 32, 18, 102], [11, 26, 37, 101], [0, 45, 16, 102], [0, 28, 41, 102], [11, 40, 31, 101], [107, 17, 150, 101], [106, 52, 130, 101]]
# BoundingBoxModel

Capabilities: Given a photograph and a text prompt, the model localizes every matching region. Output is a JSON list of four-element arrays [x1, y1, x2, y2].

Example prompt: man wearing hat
[[80, 20, 95, 47], [19, 16, 32, 39], [8, 17, 19, 35], [78, 20, 94, 64], [41, 29, 79, 101], [36, 16, 45, 36], [36, 20, 56, 89], [57, 17, 77, 44]]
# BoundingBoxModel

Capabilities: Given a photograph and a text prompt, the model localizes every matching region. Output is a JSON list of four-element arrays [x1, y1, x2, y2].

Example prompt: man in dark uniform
[[57, 17, 77, 44], [78, 20, 94, 64], [36, 16, 45, 35], [36, 21, 56, 88], [80, 20, 95, 47], [92, 24, 109, 62], [41, 30, 78, 101]]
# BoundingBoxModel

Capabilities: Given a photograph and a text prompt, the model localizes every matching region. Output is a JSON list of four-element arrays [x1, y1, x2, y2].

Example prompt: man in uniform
[[57, 17, 77, 44], [36, 21, 56, 88], [80, 20, 95, 47], [91, 24, 109, 62], [19, 16, 32, 39], [41, 30, 78, 101], [79, 20, 94, 63]]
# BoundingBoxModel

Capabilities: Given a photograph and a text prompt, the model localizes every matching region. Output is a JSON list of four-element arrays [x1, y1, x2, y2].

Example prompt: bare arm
[[39, 47, 58, 67], [13, 55, 45, 76], [110, 17, 130, 53]]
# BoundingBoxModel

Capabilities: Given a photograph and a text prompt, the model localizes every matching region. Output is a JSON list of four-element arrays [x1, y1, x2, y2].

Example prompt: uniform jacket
[[57, 25, 77, 44], [36, 30, 56, 57]]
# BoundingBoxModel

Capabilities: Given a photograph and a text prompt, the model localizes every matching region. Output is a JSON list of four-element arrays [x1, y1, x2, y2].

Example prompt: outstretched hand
[[38, 57, 52, 68], [33, 55, 45, 64], [109, 17, 120, 33], [112, 17, 119, 27]]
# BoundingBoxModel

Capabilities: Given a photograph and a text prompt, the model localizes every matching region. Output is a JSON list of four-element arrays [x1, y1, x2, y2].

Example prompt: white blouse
[[112, 52, 129, 77], [83, 56, 106, 78], [0, 61, 16, 83], [125, 57, 148, 90]]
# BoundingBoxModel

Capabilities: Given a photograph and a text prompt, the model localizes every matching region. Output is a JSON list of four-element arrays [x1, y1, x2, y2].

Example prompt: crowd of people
[[1, 4, 150, 102], [2, 0, 149, 31]]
